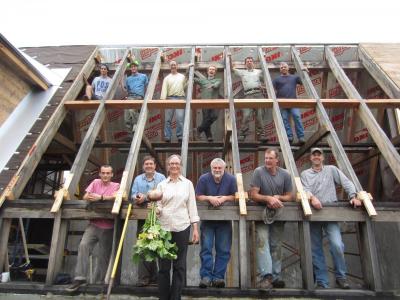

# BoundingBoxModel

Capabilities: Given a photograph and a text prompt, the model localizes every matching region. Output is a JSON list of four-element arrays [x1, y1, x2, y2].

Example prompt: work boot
[[336, 278, 350, 289], [257, 275, 273, 289], [212, 278, 225, 288], [199, 277, 211, 288], [65, 279, 86, 292], [298, 137, 306, 145]]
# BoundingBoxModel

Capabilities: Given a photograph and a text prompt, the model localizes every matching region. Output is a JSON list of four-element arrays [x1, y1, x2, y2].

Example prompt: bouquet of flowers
[[132, 201, 178, 263]]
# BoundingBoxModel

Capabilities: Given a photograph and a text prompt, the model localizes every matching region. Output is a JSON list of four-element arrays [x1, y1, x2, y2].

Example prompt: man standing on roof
[[160, 60, 191, 143], [194, 65, 222, 142], [250, 148, 293, 289], [195, 158, 237, 288], [84, 64, 112, 100], [228, 54, 267, 142], [272, 62, 305, 145], [123, 60, 149, 134], [300, 147, 362, 289], [66, 165, 119, 292], [131, 155, 166, 287]]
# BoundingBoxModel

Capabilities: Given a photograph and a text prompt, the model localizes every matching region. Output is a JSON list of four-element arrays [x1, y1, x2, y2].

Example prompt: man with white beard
[[195, 158, 237, 288]]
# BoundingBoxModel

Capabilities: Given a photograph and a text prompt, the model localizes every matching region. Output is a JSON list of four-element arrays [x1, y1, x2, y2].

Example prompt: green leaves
[[132, 204, 178, 263]]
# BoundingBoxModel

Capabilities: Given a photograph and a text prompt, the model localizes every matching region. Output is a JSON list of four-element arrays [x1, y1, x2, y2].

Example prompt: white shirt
[[156, 175, 200, 232], [233, 68, 263, 91], [160, 73, 187, 99]]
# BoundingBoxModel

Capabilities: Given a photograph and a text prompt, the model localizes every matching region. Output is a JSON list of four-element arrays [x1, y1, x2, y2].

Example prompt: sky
[[1, 0, 399, 47]]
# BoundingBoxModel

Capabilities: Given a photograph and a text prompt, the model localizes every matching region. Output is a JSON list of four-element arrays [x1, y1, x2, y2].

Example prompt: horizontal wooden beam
[[64, 99, 400, 110]]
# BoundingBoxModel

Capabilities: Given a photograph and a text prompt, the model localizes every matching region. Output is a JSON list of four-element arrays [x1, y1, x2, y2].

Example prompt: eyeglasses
[[169, 162, 180, 165]]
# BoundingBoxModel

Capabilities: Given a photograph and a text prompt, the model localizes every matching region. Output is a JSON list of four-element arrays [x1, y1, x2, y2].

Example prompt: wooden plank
[[294, 47, 377, 217], [225, 47, 246, 216], [294, 125, 330, 160], [0, 219, 11, 273], [111, 49, 162, 215], [326, 46, 400, 186], [258, 47, 312, 217], [64, 98, 400, 110], [222, 110, 232, 160], [238, 218, 248, 289], [0, 47, 99, 208], [45, 212, 68, 284], [51, 49, 130, 213], [181, 47, 196, 176], [298, 221, 314, 290]]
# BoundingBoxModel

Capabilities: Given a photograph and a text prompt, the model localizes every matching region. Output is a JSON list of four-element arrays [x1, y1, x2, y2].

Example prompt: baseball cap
[[129, 60, 140, 67], [311, 147, 323, 154]]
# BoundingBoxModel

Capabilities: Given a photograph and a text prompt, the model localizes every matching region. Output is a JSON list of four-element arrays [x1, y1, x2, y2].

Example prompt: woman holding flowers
[[155, 154, 199, 300]]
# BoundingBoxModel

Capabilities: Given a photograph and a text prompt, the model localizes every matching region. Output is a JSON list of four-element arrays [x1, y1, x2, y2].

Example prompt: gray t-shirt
[[92, 76, 112, 99], [250, 166, 293, 197]]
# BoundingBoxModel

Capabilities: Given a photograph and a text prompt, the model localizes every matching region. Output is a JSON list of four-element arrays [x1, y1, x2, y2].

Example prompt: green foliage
[[132, 204, 178, 263]]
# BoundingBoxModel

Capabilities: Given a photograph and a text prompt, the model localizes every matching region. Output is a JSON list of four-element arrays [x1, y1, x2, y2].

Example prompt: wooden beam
[[181, 47, 196, 176], [51, 49, 130, 213], [0, 219, 11, 273], [64, 98, 400, 110], [293, 47, 377, 217], [294, 125, 330, 160], [54, 133, 102, 167], [225, 47, 248, 289], [0, 47, 99, 209], [111, 49, 163, 215], [258, 47, 312, 217], [222, 110, 232, 160]]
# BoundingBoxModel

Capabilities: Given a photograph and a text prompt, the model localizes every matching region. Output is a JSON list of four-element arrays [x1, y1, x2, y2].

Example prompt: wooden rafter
[[111, 49, 163, 215]]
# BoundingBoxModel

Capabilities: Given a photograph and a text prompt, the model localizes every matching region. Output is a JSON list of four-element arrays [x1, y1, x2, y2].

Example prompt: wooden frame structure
[[0, 43, 400, 297]]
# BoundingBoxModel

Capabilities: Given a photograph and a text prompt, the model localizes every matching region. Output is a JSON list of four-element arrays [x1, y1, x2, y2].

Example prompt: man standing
[[195, 158, 237, 288], [84, 64, 112, 100], [250, 148, 293, 289], [160, 60, 190, 143], [228, 54, 267, 142], [272, 62, 305, 144], [194, 65, 221, 142], [124, 60, 148, 132], [131, 156, 166, 286], [300, 148, 362, 289], [66, 165, 119, 292]]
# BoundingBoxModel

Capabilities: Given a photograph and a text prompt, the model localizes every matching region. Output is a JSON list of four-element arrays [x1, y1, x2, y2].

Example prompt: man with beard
[[195, 158, 237, 288]]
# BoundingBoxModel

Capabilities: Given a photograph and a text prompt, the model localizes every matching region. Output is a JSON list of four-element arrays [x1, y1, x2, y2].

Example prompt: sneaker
[[298, 137, 306, 145], [199, 277, 211, 288], [65, 279, 86, 292], [212, 278, 225, 288], [257, 275, 273, 289], [336, 278, 350, 289], [272, 279, 285, 288]]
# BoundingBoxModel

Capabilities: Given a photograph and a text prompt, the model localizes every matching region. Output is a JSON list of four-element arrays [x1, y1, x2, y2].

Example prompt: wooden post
[[51, 49, 130, 213], [298, 221, 314, 290], [225, 47, 248, 289], [181, 47, 196, 176], [112, 49, 163, 215], [0, 219, 11, 273], [257, 47, 312, 217]]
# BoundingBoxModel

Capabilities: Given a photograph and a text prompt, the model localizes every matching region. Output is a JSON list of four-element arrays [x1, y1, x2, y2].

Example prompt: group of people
[[83, 56, 306, 145], [65, 145, 362, 298]]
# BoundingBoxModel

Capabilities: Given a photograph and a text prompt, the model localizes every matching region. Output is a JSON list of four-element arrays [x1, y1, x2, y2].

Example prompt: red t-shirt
[[85, 179, 120, 229]]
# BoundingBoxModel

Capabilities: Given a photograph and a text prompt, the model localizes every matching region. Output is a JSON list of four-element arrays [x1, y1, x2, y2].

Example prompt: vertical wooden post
[[0, 219, 12, 273]]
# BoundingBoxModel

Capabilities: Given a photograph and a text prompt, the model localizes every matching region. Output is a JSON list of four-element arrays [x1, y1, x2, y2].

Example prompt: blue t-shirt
[[272, 74, 302, 99], [131, 171, 166, 203], [125, 73, 149, 97], [195, 172, 237, 196]]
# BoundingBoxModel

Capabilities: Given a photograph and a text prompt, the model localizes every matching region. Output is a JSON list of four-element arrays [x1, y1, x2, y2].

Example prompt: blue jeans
[[281, 108, 304, 140], [200, 221, 232, 280], [255, 221, 284, 281], [165, 96, 185, 140], [310, 222, 347, 288]]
